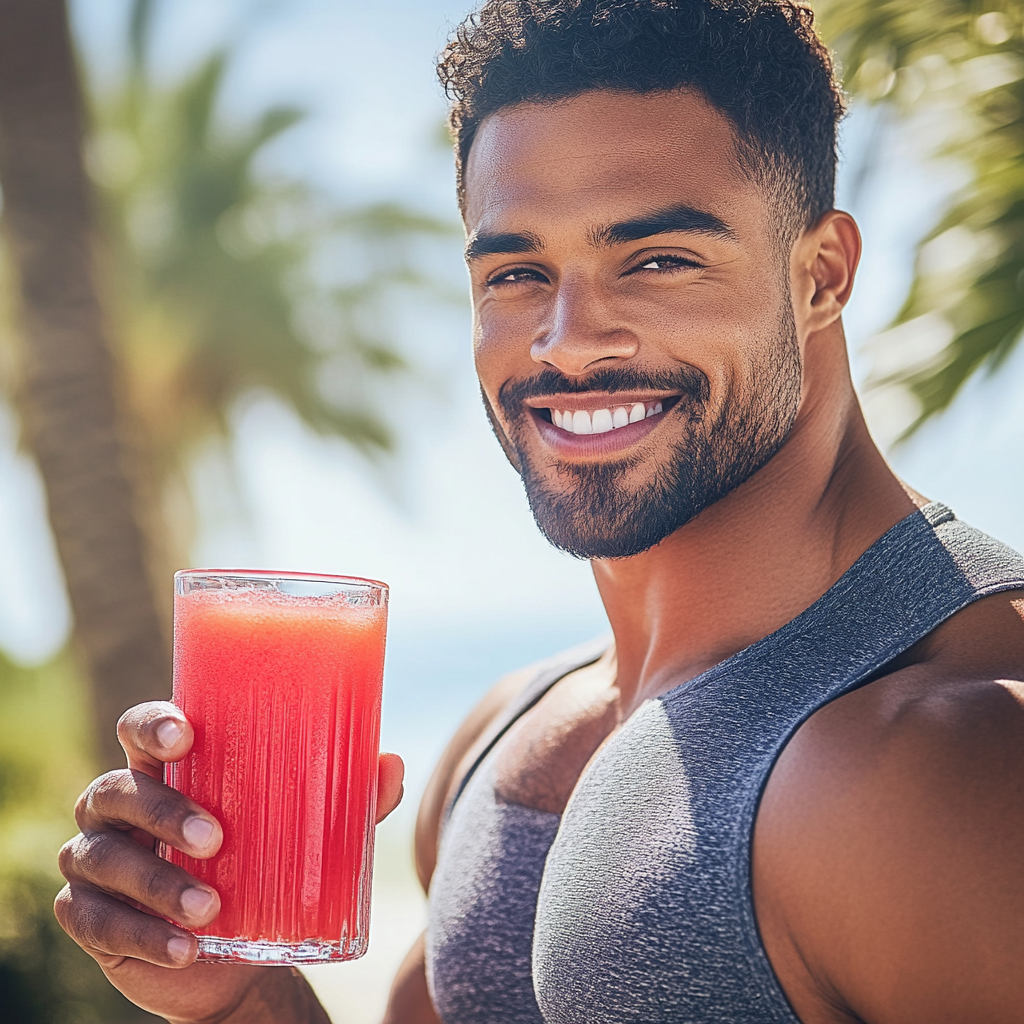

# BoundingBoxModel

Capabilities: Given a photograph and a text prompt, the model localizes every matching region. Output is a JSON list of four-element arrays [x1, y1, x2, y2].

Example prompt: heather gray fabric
[[426, 639, 608, 1024], [427, 504, 1024, 1024]]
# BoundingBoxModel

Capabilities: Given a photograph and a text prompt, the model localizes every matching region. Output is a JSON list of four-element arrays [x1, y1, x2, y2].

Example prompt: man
[[55, 1, 1024, 1022]]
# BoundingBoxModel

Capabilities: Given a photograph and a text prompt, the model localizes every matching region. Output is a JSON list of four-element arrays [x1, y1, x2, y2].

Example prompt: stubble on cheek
[[479, 385, 524, 474]]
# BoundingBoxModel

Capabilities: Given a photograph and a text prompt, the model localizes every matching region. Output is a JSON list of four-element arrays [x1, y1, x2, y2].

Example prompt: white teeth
[[551, 402, 668, 434], [572, 410, 593, 434]]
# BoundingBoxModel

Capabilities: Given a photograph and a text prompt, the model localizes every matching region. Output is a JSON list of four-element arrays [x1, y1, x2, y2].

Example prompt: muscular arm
[[755, 664, 1024, 1024]]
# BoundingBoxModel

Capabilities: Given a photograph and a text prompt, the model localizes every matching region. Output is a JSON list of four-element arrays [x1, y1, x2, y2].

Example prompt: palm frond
[[818, 0, 1024, 429], [82, 1, 457, 479]]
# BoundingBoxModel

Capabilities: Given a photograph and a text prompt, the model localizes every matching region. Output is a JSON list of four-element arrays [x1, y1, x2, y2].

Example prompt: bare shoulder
[[754, 590, 1024, 1024]]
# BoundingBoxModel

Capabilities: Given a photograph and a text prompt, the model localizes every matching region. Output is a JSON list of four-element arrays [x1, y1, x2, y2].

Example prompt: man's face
[[463, 89, 803, 559]]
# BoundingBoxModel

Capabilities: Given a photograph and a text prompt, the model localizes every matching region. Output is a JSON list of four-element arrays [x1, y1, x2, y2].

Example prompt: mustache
[[498, 365, 710, 418]]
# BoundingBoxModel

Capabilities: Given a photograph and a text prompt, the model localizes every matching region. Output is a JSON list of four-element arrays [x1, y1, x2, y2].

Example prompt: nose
[[530, 275, 639, 376]]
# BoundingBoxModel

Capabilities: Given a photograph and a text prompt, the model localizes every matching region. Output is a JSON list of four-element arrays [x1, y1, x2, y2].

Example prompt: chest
[[487, 657, 622, 815], [430, 687, 804, 1024]]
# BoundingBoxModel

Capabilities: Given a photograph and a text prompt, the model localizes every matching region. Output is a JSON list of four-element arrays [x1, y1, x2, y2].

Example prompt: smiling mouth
[[542, 399, 677, 435]]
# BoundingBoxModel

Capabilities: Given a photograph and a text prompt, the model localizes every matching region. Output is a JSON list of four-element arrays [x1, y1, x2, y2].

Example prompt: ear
[[790, 210, 862, 334]]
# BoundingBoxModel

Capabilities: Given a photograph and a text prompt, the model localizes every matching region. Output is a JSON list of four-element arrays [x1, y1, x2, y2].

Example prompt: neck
[[593, 332, 920, 711]]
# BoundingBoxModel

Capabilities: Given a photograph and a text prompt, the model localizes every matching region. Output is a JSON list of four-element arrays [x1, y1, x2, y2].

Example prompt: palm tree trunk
[[0, 0, 170, 770]]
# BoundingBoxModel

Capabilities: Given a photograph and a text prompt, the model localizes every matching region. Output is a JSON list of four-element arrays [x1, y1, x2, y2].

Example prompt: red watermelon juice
[[163, 570, 388, 964]]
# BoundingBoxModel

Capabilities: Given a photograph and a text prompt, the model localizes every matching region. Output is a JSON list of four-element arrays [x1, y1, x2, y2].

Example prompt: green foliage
[[818, 0, 1024, 430], [0, 653, 93, 877], [0, 653, 158, 1022], [85, 0, 455, 477]]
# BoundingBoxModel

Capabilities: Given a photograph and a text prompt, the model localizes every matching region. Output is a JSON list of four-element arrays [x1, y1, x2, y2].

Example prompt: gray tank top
[[426, 504, 1024, 1023]]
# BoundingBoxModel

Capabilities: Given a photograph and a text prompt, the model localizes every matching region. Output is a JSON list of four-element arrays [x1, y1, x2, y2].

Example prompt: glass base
[[196, 935, 368, 965]]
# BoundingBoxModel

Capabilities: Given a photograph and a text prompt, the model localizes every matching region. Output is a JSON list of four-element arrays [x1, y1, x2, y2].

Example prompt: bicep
[[382, 932, 443, 1024]]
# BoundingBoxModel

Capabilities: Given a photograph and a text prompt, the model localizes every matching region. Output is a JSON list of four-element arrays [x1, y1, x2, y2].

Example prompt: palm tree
[[89, 0, 452, 602], [817, 0, 1024, 431], [0, 0, 452, 769], [0, 1, 452, 1015], [0, 0, 169, 774]]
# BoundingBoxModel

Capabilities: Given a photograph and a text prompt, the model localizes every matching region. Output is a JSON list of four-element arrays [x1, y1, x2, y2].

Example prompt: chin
[[523, 478, 711, 560]]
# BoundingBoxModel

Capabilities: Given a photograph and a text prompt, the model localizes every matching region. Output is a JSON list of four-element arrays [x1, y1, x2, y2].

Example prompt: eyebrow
[[465, 230, 542, 262], [593, 202, 735, 246], [464, 201, 735, 263]]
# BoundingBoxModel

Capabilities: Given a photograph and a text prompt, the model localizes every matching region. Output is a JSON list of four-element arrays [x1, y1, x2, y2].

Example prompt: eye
[[486, 266, 549, 287], [629, 254, 703, 274]]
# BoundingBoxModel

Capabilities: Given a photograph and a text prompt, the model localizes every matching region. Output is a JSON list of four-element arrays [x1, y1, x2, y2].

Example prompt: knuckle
[[58, 836, 83, 879], [57, 883, 163, 960], [129, 916, 156, 954], [76, 771, 132, 829], [73, 791, 88, 828], [76, 894, 114, 951], [117, 703, 150, 741], [115, 710, 134, 747], [73, 832, 118, 879], [86, 771, 127, 809], [140, 860, 173, 906], [91, 769, 131, 801], [141, 788, 186, 835], [53, 885, 73, 931]]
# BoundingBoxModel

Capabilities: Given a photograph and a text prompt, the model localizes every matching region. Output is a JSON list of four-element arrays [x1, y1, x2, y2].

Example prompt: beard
[[491, 305, 802, 560]]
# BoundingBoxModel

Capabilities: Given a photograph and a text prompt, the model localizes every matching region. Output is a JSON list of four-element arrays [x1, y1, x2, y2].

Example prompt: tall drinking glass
[[161, 569, 388, 964]]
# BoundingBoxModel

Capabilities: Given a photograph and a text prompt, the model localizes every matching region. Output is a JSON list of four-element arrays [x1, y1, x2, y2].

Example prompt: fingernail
[[156, 719, 184, 749], [182, 816, 215, 851], [167, 935, 192, 963], [180, 886, 216, 920]]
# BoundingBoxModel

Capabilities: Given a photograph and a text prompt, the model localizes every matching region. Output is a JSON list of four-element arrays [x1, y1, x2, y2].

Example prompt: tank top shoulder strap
[[925, 501, 1024, 593], [447, 635, 611, 815]]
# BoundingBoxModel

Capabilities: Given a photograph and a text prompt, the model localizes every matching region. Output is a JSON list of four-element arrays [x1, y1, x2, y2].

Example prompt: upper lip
[[522, 391, 681, 413]]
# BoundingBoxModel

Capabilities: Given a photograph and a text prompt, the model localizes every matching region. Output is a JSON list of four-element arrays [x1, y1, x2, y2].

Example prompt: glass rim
[[174, 568, 388, 592]]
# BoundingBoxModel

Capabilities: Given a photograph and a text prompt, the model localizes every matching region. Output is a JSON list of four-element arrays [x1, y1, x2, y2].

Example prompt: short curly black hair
[[438, 0, 845, 233]]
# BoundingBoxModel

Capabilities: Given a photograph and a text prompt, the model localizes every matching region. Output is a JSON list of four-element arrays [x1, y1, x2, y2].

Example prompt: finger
[[59, 830, 220, 929], [54, 881, 198, 969], [376, 752, 405, 823], [75, 770, 222, 860], [117, 702, 194, 779]]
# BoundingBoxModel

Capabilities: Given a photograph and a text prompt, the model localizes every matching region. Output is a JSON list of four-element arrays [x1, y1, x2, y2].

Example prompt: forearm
[[383, 933, 443, 1024], [167, 968, 330, 1024]]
